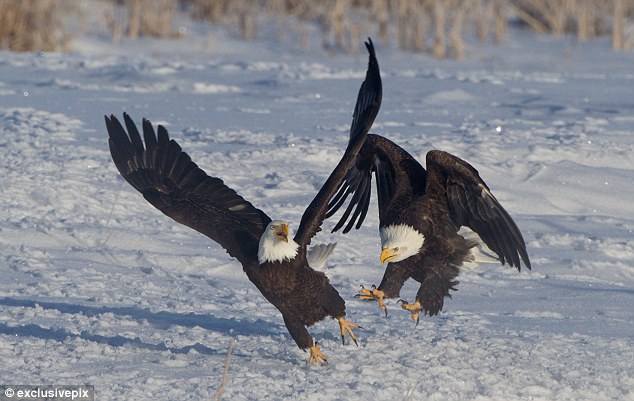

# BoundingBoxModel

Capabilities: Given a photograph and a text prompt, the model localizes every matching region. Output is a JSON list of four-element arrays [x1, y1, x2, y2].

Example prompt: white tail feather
[[458, 227, 499, 268], [306, 243, 337, 270]]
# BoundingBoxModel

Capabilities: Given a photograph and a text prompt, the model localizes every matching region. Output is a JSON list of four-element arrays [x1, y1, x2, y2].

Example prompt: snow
[[1, 14, 633, 401]]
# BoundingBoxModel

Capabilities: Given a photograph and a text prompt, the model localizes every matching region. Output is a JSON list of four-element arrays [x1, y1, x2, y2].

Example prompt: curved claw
[[354, 284, 368, 299], [399, 300, 422, 326], [356, 285, 388, 316], [337, 317, 362, 346], [307, 342, 328, 366]]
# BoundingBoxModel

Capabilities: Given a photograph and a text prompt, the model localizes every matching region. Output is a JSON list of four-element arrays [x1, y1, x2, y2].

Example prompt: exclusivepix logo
[[1, 385, 94, 401]]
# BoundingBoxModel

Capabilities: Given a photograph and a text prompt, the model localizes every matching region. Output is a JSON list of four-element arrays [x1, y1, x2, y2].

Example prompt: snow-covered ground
[[1, 13, 633, 401]]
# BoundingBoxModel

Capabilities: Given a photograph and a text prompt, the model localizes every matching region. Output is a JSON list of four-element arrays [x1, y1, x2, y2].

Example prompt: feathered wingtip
[[349, 37, 382, 141], [364, 37, 376, 67]]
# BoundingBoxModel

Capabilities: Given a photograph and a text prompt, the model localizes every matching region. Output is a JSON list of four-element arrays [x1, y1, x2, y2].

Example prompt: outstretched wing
[[293, 38, 382, 247], [106, 113, 271, 266], [425, 150, 531, 270], [326, 134, 427, 233]]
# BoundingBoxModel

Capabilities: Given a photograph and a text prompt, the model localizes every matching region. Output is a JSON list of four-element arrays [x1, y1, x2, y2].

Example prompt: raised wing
[[425, 150, 531, 270], [326, 134, 426, 233], [106, 113, 271, 266], [293, 38, 382, 247]]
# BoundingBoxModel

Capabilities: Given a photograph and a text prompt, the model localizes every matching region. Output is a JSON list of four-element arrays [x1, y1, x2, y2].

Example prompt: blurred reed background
[[0, 0, 632, 56]]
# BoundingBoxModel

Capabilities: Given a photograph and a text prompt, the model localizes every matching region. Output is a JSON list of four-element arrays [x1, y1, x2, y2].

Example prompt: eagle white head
[[379, 224, 425, 264], [258, 220, 300, 264]]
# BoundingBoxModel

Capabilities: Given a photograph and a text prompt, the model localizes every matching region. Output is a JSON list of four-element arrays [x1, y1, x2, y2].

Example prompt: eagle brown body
[[246, 246, 345, 346], [327, 133, 531, 321], [105, 39, 382, 363]]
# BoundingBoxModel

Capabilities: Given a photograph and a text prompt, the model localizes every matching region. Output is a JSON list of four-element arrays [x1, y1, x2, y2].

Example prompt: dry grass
[[1, 0, 631, 54], [0, 0, 77, 51], [190, 0, 262, 40], [213, 339, 234, 401], [103, 0, 180, 43], [511, 0, 634, 51], [187, 0, 500, 57], [612, 0, 634, 50], [510, 0, 609, 37]]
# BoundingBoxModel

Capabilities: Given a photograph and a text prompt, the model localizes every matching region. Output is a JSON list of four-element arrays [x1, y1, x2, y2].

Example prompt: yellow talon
[[398, 300, 422, 326], [355, 285, 388, 316], [307, 343, 328, 366], [337, 316, 362, 346]]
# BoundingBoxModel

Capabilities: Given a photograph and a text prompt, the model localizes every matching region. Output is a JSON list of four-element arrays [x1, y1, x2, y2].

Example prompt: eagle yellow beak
[[380, 247, 399, 264], [274, 224, 289, 243]]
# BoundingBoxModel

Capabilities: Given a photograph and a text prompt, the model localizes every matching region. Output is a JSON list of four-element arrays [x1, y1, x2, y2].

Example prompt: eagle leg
[[397, 299, 422, 326], [337, 316, 362, 346], [307, 342, 328, 366], [354, 284, 387, 317]]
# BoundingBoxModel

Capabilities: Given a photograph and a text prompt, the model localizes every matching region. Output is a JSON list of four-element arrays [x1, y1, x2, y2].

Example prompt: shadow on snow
[[0, 297, 281, 355]]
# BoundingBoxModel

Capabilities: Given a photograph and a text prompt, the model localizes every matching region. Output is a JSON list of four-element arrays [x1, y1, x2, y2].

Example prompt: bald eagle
[[326, 135, 531, 323], [105, 39, 382, 364]]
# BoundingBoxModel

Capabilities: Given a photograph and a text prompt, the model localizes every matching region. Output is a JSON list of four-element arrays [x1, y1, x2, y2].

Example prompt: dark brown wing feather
[[106, 113, 271, 266], [327, 133, 530, 270], [327, 134, 426, 232], [425, 150, 531, 270], [293, 38, 382, 247]]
